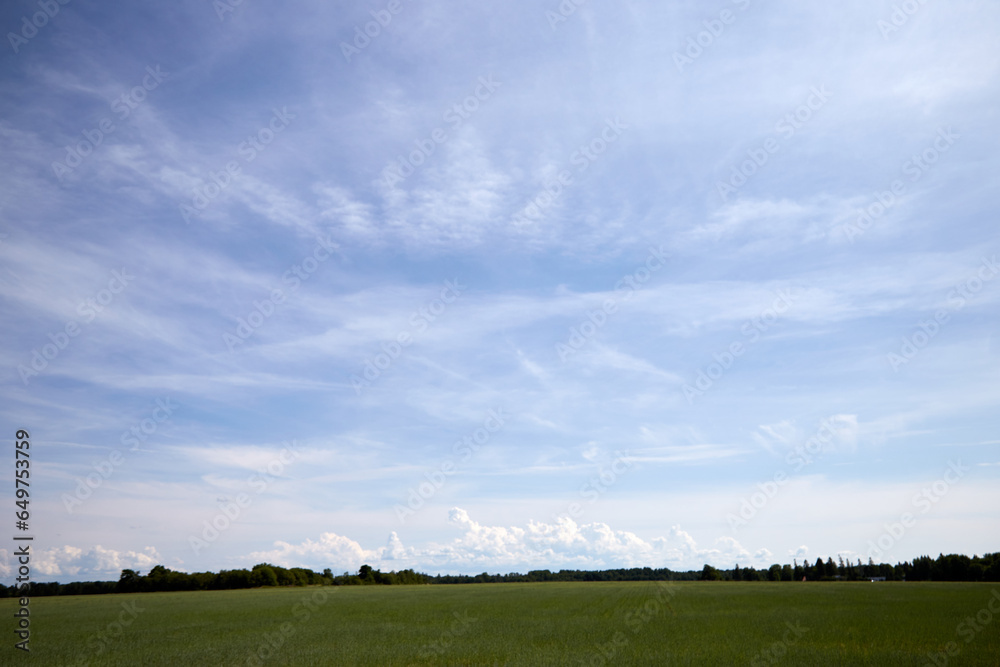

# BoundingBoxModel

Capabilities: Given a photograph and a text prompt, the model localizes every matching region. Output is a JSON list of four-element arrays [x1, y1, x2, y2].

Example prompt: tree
[[216, 568, 252, 589], [276, 567, 296, 586], [118, 569, 140, 593], [911, 555, 932, 580], [985, 554, 1000, 581], [251, 564, 278, 587], [700, 564, 723, 581], [149, 565, 169, 578]]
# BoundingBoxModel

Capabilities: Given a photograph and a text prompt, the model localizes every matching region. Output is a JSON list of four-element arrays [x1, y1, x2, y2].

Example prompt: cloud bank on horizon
[[1, 0, 998, 581]]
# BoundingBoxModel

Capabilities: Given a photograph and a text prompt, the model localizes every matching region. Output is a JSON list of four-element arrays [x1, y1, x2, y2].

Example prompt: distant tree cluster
[[0, 563, 427, 598], [3, 553, 997, 598], [702, 553, 1000, 582], [432, 567, 699, 584], [432, 554, 1000, 585], [331, 564, 429, 586]]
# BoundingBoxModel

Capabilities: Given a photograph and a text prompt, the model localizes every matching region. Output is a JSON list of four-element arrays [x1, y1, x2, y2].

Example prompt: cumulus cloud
[[789, 545, 810, 560], [245, 508, 767, 574], [248, 532, 379, 572], [23, 545, 161, 579]]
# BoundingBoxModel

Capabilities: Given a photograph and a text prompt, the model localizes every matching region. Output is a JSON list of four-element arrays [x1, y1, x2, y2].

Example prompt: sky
[[0, 0, 998, 583]]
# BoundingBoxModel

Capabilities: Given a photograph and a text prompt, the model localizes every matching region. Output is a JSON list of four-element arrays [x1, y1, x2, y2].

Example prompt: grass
[[3, 581, 1000, 665]]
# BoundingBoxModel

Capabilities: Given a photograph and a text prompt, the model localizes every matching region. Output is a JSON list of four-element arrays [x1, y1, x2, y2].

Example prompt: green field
[[4, 582, 1000, 665]]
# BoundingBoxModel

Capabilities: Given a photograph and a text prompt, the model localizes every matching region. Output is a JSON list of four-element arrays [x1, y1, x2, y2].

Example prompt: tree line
[[698, 552, 1000, 582], [432, 553, 1000, 585], [0, 563, 427, 598], [2, 552, 997, 597], [431, 567, 701, 584]]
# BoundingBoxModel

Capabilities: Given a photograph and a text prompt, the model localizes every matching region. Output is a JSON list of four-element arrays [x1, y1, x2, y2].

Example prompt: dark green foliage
[[3, 552, 998, 599], [334, 565, 429, 586], [250, 563, 279, 588], [436, 566, 698, 584], [0, 563, 332, 598]]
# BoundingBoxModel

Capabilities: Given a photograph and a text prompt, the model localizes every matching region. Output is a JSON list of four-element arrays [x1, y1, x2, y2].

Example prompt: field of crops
[[5, 581, 1000, 665]]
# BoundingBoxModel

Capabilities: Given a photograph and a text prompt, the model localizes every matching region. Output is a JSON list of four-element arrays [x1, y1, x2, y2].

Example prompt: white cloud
[[244, 509, 759, 573], [30, 546, 160, 578], [1, 0, 998, 589], [789, 545, 809, 560], [753, 420, 799, 455], [249, 533, 378, 572]]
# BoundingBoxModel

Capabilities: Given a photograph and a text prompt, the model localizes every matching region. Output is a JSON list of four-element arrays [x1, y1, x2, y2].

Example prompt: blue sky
[[1, 0, 998, 581]]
